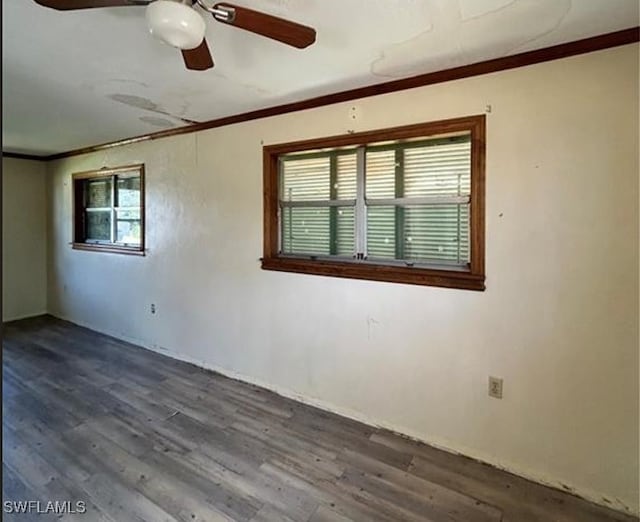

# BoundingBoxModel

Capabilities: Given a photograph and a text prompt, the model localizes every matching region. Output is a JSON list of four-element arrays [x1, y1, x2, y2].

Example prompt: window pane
[[86, 178, 112, 208], [335, 206, 355, 256], [404, 137, 471, 198], [366, 204, 470, 264], [86, 210, 111, 240], [116, 208, 141, 245], [365, 149, 396, 199], [367, 206, 395, 259], [336, 153, 357, 200], [281, 207, 330, 255], [404, 204, 469, 264], [117, 174, 141, 207], [281, 156, 330, 201]]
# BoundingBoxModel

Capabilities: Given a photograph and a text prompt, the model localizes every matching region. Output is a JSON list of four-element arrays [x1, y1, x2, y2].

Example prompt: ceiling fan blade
[[212, 3, 316, 49], [181, 39, 214, 71], [33, 0, 149, 10]]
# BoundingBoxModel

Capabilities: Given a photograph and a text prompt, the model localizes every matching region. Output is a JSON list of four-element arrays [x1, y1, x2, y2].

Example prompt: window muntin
[[262, 116, 485, 290], [278, 134, 471, 268], [72, 164, 145, 255]]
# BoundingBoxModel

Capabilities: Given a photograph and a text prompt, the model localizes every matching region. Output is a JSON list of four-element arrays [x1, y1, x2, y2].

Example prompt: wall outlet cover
[[489, 376, 503, 399]]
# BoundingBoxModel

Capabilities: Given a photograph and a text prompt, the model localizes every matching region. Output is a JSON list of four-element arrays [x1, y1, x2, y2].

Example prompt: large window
[[262, 116, 485, 290], [72, 164, 145, 255]]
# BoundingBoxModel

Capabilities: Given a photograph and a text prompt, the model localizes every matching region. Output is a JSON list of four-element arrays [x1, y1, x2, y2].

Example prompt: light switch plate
[[489, 376, 503, 399]]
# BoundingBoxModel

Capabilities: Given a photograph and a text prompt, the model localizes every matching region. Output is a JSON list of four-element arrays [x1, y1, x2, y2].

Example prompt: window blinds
[[279, 135, 471, 266]]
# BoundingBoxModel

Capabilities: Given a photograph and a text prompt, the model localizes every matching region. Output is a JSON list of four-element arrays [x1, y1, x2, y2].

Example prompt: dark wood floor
[[2, 316, 637, 522]]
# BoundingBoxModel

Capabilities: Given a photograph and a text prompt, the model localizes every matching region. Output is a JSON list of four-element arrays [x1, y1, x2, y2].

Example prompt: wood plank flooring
[[2, 316, 637, 522]]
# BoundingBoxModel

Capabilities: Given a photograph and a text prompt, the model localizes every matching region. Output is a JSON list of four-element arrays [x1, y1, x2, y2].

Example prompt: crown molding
[[2, 151, 48, 161], [10, 26, 639, 162]]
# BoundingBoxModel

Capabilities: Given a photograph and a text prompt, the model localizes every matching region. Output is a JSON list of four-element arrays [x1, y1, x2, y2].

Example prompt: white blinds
[[365, 150, 396, 199], [404, 205, 470, 263], [281, 156, 330, 201], [279, 135, 471, 266], [404, 142, 470, 198], [281, 152, 356, 256], [337, 154, 357, 199]]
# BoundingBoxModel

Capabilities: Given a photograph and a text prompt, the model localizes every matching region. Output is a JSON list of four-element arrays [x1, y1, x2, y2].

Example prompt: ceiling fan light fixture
[[146, 0, 206, 50]]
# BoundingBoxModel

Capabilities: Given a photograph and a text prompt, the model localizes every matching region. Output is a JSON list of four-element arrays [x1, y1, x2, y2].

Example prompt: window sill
[[72, 243, 145, 256], [261, 256, 485, 291]]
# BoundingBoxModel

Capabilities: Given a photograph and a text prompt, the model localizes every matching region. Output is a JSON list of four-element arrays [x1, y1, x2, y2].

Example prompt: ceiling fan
[[32, 0, 317, 71]]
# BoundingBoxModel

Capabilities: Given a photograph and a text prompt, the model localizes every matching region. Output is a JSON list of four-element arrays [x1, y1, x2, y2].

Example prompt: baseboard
[[48, 311, 638, 517], [2, 310, 48, 323]]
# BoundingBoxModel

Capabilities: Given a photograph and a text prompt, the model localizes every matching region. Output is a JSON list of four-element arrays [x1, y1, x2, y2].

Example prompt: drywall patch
[[371, 0, 572, 78], [108, 93, 199, 125], [139, 116, 176, 128], [110, 79, 150, 88], [459, 0, 516, 21], [109, 93, 158, 111], [370, 2, 458, 78]]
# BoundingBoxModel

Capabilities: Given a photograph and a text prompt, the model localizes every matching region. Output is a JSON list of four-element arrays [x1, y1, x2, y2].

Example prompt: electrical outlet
[[489, 376, 503, 399], [150, 303, 156, 314]]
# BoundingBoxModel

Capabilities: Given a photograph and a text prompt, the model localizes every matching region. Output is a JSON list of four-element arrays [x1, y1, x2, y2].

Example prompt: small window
[[72, 164, 145, 255], [262, 116, 485, 290]]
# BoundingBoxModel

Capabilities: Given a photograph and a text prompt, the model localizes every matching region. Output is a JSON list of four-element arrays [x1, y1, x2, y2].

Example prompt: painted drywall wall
[[47, 44, 639, 514], [2, 157, 47, 321]]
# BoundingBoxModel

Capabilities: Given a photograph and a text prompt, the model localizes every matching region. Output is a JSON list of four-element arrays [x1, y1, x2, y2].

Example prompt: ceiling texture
[[2, 0, 638, 156]]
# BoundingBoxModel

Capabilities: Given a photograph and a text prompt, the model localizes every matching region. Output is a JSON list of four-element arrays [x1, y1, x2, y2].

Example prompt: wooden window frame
[[72, 164, 146, 256], [262, 115, 486, 290]]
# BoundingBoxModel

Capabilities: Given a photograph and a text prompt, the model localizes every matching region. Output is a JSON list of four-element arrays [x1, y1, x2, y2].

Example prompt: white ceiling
[[2, 0, 638, 155]]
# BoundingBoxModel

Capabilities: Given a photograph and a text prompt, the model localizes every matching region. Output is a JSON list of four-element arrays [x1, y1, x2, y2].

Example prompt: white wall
[[2, 157, 47, 321], [47, 44, 639, 514]]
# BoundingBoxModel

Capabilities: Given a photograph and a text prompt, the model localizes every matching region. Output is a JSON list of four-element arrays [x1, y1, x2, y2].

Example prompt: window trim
[[72, 164, 146, 256], [262, 115, 485, 290]]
